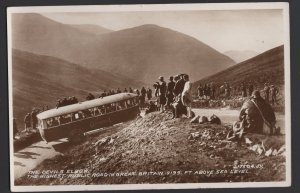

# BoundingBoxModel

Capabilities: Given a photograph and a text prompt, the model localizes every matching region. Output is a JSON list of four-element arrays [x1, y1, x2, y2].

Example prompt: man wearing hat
[[165, 76, 175, 109], [158, 76, 167, 112]]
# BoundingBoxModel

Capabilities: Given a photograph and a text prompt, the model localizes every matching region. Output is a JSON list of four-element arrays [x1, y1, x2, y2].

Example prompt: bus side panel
[[43, 105, 140, 142]]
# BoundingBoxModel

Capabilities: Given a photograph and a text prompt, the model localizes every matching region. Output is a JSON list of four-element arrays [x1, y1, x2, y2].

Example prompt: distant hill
[[193, 45, 284, 93], [12, 13, 235, 84], [69, 24, 113, 35], [224, 50, 259, 63], [12, 49, 144, 128]]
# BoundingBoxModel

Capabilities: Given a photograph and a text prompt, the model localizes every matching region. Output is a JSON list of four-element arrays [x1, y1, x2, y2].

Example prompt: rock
[[245, 138, 253, 145], [265, 148, 273, 157], [190, 115, 200, 123], [209, 114, 221, 125], [199, 116, 209, 124]]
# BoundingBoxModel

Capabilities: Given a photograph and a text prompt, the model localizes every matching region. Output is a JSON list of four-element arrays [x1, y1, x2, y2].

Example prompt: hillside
[[193, 45, 284, 93], [69, 24, 113, 35], [12, 49, 144, 128], [15, 112, 286, 185], [224, 50, 259, 63], [12, 13, 235, 83]]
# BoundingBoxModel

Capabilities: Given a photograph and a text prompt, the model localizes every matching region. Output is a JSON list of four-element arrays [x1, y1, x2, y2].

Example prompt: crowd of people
[[144, 74, 193, 119], [196, 81, 280, 106]]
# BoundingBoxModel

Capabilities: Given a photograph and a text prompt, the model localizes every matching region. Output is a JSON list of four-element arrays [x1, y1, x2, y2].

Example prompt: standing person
[[136, 89, 140, 96], [140, 87, 147, 107], [116, 88, 121, 93], [206, 84, 211, 100], [263, 83, 270, 103], [31, 109, 38, 131], [197, 84, 203, 99], [270, 85, 279, 105], [224, 82, 231, 99], [146, 88, 152, 100], [24, 113, 31, 132], [158, 76, 167, 112], [166, 76, 175, 108], [153, 82, 160, 97], [173, 74, 186, 98], [248, 82, 254, 97], [182, 74, 192, 118], [124, 88, 128, 93], [172, 74, 187, 119], [241, 83, 247, 97], [129, 87, 133, 93]]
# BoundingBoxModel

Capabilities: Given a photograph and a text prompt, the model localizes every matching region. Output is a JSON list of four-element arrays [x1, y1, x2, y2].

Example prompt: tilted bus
[[36, 93, 140, 142]]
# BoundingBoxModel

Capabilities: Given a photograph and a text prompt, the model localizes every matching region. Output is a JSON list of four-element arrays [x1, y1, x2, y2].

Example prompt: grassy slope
[[192, 45, 284, 93], [15, 112, 285, 185], [12, 49, 144, 129]]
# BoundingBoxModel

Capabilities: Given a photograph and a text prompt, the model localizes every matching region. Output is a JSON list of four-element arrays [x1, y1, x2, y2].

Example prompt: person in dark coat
[[173, 74, 185, 97], [129, 87, 133, 93], [116, 88, 121, 93], [166, 76, 175, 108], [146, 88, 152, 100], [197, 84, 203, 99], [31, 109, 38, 130], [158, 76, 167, 112], [24, 113, 31, 132], [140, 87, 147, 107], [239, 90, 276, 134]]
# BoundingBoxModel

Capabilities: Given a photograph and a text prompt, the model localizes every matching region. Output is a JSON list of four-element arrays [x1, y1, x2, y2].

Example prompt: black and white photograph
[[7, 3, 291, 191]]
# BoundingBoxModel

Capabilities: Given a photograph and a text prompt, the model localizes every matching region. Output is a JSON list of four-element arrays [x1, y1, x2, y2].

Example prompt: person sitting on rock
[[239, 90, 276, 135]]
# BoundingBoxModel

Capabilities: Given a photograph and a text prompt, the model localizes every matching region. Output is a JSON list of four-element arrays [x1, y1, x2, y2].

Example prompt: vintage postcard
[[8, 3, 291, 191]]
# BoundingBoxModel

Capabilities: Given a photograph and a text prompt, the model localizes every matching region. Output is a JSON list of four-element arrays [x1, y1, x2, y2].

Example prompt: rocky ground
[[15, 111, 286, 185]]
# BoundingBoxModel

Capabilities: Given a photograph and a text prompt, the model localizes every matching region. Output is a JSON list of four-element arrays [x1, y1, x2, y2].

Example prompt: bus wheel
[[69, 129, 84, 143]]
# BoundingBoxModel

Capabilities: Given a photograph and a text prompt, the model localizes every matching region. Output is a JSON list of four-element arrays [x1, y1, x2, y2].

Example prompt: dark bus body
[[37, 93, 139, 142]]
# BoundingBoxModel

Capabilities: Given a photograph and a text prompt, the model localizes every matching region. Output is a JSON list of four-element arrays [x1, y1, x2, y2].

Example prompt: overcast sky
[[42, 9, 284, 53]]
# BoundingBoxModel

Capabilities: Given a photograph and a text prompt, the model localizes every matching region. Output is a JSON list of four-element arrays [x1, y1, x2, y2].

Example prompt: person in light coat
[[182, 74, 193, 118]]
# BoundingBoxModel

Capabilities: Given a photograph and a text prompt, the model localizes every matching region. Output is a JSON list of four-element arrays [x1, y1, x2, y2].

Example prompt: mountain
[[11, 13, 235, 84], [69, 24, 113, 35], [224, 50, 259, 63], [12, 49, 144, 128], [192, 45, 284, 93]]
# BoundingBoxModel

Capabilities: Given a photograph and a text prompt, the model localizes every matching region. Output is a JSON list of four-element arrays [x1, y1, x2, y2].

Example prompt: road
[[192, 108, 285, 134], [14, 138, 69, 179]]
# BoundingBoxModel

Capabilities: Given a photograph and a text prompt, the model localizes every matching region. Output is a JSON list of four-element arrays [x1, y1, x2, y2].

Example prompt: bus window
[[98, 106, 106, 115], [73, 111, 84, 121], [111, 103, 117, 112], [82, 109, 92, 118], [62, 114, 72, 124], [126, 99, 132, 107], [117, 101, 126, 110]]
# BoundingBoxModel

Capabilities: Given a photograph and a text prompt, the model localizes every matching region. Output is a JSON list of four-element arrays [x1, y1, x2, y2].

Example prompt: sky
[[42, 9, 284, 53]]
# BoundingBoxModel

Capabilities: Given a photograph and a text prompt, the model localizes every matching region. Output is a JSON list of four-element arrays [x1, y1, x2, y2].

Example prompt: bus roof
[[37, 93, 138, 120]]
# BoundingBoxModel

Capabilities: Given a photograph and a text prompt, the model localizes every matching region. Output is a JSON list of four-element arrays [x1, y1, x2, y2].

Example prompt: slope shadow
[[14, 151, 40, 159], [14, 161, 26, 167]]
